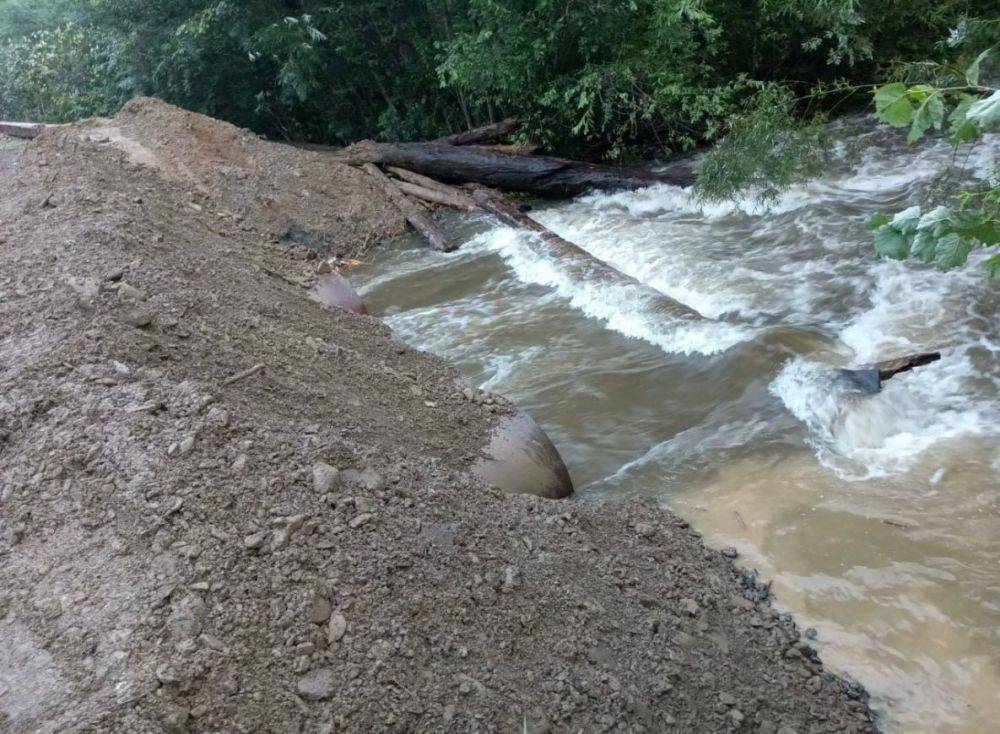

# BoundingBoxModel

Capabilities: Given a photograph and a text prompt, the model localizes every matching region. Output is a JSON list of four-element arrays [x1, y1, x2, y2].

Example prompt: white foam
[[480, 228, 754, 356], [770, 356, 990, 480]]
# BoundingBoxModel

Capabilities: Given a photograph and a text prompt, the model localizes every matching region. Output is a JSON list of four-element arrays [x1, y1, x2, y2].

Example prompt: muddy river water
[[354, 123, 999, 733]]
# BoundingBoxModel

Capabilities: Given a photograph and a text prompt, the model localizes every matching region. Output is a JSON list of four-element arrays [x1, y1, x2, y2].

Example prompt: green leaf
[[907, 91, 944, 143], [965, 48, 991, 87], [910, 230, 938, 263], [967, 90, 1000, 128], [933, 232, 975, 269], [950, 210, 1000, 244], [983, 253, 1000, 279], [917, 205, 952, 236], [873, 83, 913, 128], [874, 226, 911, 260], [948, 96, 981, 144], [890, 205, 921, 234], [866, 213, 891, 230]]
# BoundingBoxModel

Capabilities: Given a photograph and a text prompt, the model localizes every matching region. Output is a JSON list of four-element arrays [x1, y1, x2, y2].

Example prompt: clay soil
[[1, 99, 876, 733]]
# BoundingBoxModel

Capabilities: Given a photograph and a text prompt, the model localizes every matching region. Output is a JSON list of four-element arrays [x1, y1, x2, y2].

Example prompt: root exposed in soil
[[0, 100, 875, 733]]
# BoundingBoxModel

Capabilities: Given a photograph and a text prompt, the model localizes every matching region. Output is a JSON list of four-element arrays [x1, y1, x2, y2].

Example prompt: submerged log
[[839, 351, 942, 393], [361, 163, 454, 252], [433, 117, 521, 146], [333, 141, 695, 198], [469, 184, 700, 318]]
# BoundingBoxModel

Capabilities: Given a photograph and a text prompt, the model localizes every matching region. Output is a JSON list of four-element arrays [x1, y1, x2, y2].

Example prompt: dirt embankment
[[0, 99, 875, 733]]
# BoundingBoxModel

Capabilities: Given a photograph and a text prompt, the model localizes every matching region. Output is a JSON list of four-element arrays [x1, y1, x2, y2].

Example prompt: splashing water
[[355, 123, 1000, 732]]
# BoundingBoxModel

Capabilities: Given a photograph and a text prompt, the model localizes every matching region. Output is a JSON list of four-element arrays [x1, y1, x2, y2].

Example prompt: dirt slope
[[0, 100, 875, 733]]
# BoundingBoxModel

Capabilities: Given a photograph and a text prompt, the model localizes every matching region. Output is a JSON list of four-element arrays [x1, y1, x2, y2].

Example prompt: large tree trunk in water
[[433, 117, 521, 146], [332, 141, 695, 197], [361, 163, 454, 252]]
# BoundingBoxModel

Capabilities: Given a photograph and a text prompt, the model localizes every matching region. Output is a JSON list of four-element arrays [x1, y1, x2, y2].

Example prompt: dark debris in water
[[740, 568, 773, 602]]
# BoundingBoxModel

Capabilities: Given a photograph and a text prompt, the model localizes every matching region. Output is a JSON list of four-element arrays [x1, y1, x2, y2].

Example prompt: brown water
[[354, 125, 1000, 732]]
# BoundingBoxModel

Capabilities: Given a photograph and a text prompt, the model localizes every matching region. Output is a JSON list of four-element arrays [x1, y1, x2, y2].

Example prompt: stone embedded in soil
[[296, 668, 335, 701], [312, 461, 340, 493], [243, 530, 268, 550], [327, 613, 347, 643], [121, 306, 155, 328], [308, 594, 332, 624]]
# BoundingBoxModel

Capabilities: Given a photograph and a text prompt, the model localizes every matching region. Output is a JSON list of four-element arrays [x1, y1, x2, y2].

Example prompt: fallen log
[[393, 180, 479, 212], [387, 167, 480, 211], [839, 351, 942, 393], [434, 117, 521, 146], [332, 141, 695, 198], [0, 122, 58, 139], [361, 163, 454, 252]]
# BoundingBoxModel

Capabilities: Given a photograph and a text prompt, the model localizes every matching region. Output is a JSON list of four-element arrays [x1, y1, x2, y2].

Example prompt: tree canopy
[[1, 0, 995, 154]]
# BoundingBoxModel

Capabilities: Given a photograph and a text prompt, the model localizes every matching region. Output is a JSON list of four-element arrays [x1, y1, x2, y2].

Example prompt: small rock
[[722, 546, 739, 559], [122, 306, 154, 328], [308, 594, 332, 624], [328, 613, 347, 643], [635, 522, 654, 538], [349, 513, 373, 529], [117, 283, 147, 301], [161, 704, 190, 732], [167, 593, 207, 640], [232, 454, 248, 474], [729, 709, 745, 726], [680, 598, 700, 616], [342, 467, 386, 492], [804, 627, 818, 640], [243, 530, 268, 550], [297, 668, 335, 701], [179, 436, 195, 455], [462, 387, 475, 402], [312, 462, 340, 493], [719, 692, 737, 706]]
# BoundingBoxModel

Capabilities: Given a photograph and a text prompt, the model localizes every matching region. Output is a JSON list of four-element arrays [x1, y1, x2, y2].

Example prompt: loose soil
[[0, 99, 876, 733]]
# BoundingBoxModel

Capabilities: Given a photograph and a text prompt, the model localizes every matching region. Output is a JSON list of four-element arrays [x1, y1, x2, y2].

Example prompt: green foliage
[[0, 24, 130, 121], [868, 204, 1000, 277], [1, 0, 993, 157], [695, 84, 828, 204]]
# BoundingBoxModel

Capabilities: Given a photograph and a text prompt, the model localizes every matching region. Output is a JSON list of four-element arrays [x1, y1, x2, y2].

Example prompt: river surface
[[354, 122, 999, 733]]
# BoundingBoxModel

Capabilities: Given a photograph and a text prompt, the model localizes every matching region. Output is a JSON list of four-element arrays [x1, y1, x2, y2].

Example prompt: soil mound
[[0, 101, 875, 733], [75, 97, 406, 256]]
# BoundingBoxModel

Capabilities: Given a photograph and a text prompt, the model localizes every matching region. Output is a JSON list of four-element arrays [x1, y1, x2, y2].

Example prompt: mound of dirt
[[0, 100, 875, 733]]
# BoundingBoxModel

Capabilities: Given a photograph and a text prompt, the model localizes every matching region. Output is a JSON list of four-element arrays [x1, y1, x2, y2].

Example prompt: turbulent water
[[355, 121, 1000, 733]]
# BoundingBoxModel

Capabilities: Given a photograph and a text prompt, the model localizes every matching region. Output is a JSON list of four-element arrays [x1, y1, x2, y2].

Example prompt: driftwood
[[333, 141, 695, 198], [839, 352, 942, 393], [434, 117, 521, 146], [361, 163, 454, 252]]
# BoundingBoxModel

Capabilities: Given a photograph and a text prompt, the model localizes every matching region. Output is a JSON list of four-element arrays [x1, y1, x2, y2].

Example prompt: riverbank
[[0, 100, 874, 733]]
